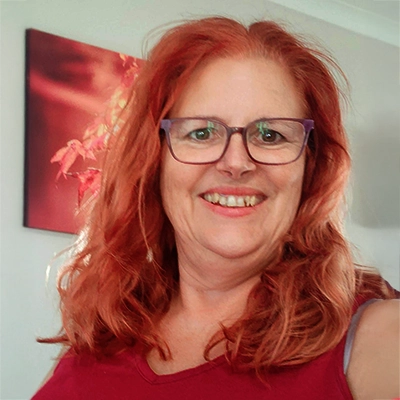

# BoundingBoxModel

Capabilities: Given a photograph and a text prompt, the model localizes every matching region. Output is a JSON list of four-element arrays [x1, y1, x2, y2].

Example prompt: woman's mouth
[[202, 193, 265, 208]]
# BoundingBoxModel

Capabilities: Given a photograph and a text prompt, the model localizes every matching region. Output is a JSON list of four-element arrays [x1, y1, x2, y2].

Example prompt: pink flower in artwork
[[51, 53, 142, 204], [69, 168, 102, 205], [51, 139, 86, 179]]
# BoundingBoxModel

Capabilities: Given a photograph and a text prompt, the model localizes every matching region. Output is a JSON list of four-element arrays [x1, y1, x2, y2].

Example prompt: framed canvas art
[[24, 29, 143, 233]]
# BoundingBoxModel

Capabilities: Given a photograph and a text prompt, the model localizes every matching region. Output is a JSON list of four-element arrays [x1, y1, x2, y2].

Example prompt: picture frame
[[24, 28, 142, 234]]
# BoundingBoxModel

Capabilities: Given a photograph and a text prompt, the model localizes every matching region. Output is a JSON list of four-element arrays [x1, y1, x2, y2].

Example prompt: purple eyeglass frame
[[160, 117, 314, 165]]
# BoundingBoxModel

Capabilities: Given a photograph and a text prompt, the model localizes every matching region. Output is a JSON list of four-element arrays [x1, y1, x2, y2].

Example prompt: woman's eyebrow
[[179, 115, 277, 125]]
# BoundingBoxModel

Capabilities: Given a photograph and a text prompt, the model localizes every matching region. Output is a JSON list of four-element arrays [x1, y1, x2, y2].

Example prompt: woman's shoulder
[[347, 299, 400, 400], [31, 349, 138, 400]]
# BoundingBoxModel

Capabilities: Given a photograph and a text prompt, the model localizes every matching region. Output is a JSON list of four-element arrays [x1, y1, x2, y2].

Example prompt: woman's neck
[[174, 268, 261, 323], [147, 260, 261, 375]]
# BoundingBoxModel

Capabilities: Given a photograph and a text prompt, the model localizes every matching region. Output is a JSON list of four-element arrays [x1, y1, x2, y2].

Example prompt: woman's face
[[160, 57, 306, 269]]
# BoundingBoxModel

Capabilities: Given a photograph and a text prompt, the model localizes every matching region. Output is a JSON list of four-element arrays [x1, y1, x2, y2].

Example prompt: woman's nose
[[215, 133, 256, 178]]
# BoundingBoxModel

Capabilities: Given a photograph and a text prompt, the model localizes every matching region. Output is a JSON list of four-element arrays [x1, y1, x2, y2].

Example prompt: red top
[[32, 330, 353, 400]]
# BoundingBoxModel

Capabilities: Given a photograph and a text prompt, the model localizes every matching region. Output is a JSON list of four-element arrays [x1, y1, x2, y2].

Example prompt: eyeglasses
[[160, 117, 314, 165]]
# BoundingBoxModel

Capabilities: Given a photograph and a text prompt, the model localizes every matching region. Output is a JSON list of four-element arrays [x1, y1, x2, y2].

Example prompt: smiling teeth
[[203, 193, 259, 207]]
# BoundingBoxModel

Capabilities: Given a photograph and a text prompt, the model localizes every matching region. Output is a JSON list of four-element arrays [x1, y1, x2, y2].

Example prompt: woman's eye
[[188, 128, 213, 141], [259, 129, 282, 143], [251, 122, 285, 144]]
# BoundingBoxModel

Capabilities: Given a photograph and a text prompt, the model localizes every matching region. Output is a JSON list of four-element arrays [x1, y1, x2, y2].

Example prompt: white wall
[[1, 1, 398, 398]]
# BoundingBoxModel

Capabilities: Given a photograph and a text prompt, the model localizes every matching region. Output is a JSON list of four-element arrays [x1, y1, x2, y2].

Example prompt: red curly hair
[[41, 17, 396, 374]]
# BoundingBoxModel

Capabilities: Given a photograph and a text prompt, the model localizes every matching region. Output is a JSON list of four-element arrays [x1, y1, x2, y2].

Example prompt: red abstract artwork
[[24, 29, 143, 234]]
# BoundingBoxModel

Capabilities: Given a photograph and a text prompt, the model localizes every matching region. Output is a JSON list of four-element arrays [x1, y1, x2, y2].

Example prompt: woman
[[32, 17, 399, 399]]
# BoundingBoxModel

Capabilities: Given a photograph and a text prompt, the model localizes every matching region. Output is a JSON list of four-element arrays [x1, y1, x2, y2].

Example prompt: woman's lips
[[202, 193, 264, 207], [200, 187, 267, 208]]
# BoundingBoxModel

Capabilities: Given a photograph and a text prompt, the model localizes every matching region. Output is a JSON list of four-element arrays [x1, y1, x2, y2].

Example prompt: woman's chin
[[201, 237, 273, 263]]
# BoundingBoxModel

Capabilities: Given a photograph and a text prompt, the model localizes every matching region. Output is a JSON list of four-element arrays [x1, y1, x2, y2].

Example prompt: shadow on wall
[[350, 120, 400, 228]]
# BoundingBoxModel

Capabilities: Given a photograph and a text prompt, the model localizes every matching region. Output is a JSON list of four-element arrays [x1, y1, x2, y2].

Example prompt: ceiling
[[337, 0, 399, 23], [267, 0, 399, 46]]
